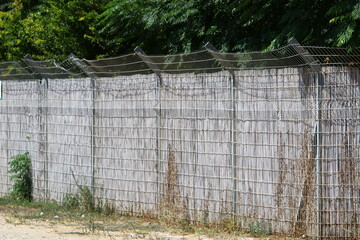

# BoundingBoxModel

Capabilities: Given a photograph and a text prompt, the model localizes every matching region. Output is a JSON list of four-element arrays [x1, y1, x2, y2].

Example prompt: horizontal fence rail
[[0, 39, 359, 239]]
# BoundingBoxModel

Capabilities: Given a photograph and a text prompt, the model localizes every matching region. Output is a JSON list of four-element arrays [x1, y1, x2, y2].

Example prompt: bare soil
[[0, 205, 298, 240]]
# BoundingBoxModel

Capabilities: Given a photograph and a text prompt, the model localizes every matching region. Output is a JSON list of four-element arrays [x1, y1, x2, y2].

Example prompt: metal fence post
[[134, 47, 163, 208], [22, 55, 49, 200], [289, 38, 323, 239], [314, 72, 323, 240], [69, 54, 97, 202], [205, 43, 238, 217], [22, 54, 49, 85]]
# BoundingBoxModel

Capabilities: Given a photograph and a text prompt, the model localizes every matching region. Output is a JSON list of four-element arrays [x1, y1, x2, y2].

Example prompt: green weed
[[8, 152, 32, 201], [248, 220, 272, 236], [63, 193, 80, 209]]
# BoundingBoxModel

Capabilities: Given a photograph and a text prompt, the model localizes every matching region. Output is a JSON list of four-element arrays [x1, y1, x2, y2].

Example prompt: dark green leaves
[[328, 0, 360, 48], [0, 0, 359, 61]]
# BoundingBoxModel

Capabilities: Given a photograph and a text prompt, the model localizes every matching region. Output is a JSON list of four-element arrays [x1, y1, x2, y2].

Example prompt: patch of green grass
[[0, 195, 57, 209], [0, 196, 95, 219], [0, 196, 167, 233]]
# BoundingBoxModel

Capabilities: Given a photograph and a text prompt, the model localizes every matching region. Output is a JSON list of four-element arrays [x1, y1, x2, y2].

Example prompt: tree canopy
[[0, 0, 359, 61]]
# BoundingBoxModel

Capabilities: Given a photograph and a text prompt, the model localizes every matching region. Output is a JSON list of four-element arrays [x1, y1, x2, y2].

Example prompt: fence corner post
[[68, 53, 98, 78], [134, 46, 162, 83]]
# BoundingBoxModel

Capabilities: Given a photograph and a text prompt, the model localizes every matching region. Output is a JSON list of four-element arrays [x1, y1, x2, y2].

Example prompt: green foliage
[[328, 0, 360, 47], [18, 0, 106, 60], [8, 152, 32, 201], [78, 185, 94, 212], [248, 220, 272, 236], [63, 186, 115, 216], [96, 0, 245, 55], [0, 0, 359, 61], [63, 193, 80, 209], [0, 1, 13, 11], [0, 0, 105, 60], [94, 0, 360, 55]]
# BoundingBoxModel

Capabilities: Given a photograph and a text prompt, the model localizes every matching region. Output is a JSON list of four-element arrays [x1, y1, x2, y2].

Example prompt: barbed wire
[[0, 41, 358, 80]]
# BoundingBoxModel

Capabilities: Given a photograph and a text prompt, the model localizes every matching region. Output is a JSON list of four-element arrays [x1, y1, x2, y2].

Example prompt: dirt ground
[[0, 204, 302, 240], [0, 207, 259, 240]]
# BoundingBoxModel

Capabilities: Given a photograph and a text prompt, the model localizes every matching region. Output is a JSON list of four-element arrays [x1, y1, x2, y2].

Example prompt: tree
[[97, 0, 360, 56], [0, 0, 14, 11], [327, 0, 360, 48], [0, 0, 106, 61], [0, 0, 359, 61], [96, 0, 247, 55], [0, 0, 26, 60], [20, 0, 106, 60]]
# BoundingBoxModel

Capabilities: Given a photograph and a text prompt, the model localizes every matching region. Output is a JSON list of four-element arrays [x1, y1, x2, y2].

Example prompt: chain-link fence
[[0, 39, 359, 239]]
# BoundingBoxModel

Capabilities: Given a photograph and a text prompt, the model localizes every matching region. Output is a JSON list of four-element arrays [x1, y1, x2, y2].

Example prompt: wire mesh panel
[[146, 50, 222, 74], [94, 74, 158, 213], [44, 78, 94, 201], [0, 42, 359, 239], [0, 79, 41, 197], [320, 67, 360, 238], [159, 72, 233, 222], [83, 54, 153, 77], [0, 61, 36, 81], [234, 68, 317, 236]]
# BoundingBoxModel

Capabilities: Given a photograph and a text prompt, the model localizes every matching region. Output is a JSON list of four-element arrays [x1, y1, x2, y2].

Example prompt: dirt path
[[0, 211, 113, 240], [0, 210, 259, 240]]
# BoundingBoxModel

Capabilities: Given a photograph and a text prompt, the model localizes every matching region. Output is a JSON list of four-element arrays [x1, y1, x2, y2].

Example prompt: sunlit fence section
[[0, 39, 359, 239]]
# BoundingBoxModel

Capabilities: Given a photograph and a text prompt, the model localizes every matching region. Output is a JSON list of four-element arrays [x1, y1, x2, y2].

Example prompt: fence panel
[[159, 72, 233, 222], [0, 80, 41, 197], [320, 67, 360, 238], [0, 43, 359, 239], [235, 68, 317, 235], [94, 74, 158, 213], [44, 78, 93, 201]]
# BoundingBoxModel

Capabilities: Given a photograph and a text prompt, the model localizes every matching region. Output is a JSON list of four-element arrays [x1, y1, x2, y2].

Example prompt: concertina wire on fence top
[[0, 38, 359, 80]]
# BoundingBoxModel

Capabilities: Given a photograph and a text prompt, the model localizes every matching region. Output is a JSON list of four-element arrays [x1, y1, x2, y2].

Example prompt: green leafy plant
[[63, 193, 80, 209], [79, 185, 94, 212], [8, 152, 32, 201], [248, 220, 272, 236]]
